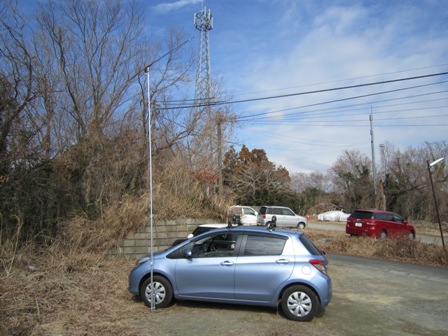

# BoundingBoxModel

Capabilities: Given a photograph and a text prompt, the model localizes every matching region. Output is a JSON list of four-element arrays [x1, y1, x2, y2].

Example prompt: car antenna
[[267, 216, 277, 231], [227, 219, 233, 229], [227, 214, 240, 229]]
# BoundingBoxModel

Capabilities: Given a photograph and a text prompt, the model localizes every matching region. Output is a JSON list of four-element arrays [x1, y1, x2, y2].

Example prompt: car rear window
[[299, 235, 323, 256], [351, 211, 374, 219], [259, 207, 267, 215]]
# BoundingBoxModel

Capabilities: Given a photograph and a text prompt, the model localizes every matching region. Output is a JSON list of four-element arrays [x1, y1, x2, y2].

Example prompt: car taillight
[[309, 259, 327, 275], [263, 214, 266, 219]]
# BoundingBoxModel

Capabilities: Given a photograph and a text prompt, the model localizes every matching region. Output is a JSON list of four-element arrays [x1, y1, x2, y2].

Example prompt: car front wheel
[[281, 285, 318, 322], [140, 275, 173, 308], [297, 222, 306, 229]]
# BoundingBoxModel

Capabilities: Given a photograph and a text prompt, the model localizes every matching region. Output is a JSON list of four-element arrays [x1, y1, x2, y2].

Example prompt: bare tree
[[330, 149, 373, 210], [34, 0, 149, 145], [0, 0, 35, 171]]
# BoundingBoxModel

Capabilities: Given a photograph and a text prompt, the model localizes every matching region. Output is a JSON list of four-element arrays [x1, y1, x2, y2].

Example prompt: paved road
[[310, 221, 444, 246]]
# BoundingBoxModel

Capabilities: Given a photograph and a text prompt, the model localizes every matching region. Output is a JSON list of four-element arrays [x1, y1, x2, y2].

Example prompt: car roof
[[230, 205, 256, 209], [198, 223, 231, 228], [205, 225, 304, 238], [353, 209, 396, 214]]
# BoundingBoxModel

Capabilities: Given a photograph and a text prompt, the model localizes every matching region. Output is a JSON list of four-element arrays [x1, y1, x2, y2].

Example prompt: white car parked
[[257, 206, 307, 229], [228, 205, 258, 226]]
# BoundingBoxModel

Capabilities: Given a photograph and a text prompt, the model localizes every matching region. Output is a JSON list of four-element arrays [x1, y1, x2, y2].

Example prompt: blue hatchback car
[[128, 225, 332, 321]]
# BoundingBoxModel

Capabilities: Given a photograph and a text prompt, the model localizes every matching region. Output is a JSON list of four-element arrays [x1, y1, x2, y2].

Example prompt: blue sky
[[50, 0, 448, 173], [159, 0, 448, 174]]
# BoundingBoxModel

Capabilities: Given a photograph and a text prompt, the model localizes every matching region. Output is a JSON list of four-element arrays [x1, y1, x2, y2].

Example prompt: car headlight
[[136, 256, 150, 265]]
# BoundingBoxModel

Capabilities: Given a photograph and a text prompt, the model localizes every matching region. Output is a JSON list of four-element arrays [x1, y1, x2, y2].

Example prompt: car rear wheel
[[281, 285, 318, 322], [380, 231, 387, 239], [141, 275, 173, 308]]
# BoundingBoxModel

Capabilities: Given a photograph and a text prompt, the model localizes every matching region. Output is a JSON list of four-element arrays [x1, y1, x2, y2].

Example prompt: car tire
[[140, 275, 173, 309], [380, 231, 387, 239], [281, 285, 318, 322], [297, 222, 306, 229], [408, 231, 415, 240]]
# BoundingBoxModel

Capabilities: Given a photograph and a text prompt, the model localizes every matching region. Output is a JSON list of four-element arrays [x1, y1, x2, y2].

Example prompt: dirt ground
[[45, 253, 445, 336], [9, 225, 447, 336]]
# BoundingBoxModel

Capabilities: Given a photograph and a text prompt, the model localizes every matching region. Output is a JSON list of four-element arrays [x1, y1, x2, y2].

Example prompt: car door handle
[[276, 259, 290, 264], [220, 261, 234, 267]]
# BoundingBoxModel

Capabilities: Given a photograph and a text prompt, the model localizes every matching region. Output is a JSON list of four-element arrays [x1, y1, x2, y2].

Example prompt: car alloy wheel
[[281, 285, 318, 321], [141, 276, 173, 308]]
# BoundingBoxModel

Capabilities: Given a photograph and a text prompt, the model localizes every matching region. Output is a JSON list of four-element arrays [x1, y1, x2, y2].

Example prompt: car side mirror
[[403, 220, 408, 225], [184, 249, 192, 258], [187, 233, 194, 239]]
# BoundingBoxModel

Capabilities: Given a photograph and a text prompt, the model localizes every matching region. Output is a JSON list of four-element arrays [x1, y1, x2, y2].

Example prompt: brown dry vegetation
[[1, 218, 447, 335]]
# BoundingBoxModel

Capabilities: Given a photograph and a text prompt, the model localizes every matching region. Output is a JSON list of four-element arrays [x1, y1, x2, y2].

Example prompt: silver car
[[257, 206, 307, 229]]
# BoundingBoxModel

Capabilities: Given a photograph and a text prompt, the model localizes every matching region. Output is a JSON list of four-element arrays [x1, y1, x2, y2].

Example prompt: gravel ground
[[126, 253, 448, 336]]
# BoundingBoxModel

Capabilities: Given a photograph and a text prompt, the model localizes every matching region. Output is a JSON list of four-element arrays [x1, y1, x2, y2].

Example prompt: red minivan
[[346, 209, 416, 239]]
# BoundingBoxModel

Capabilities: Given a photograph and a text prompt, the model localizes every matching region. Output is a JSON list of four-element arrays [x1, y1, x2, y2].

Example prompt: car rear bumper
[[346, 225, 376, 237]]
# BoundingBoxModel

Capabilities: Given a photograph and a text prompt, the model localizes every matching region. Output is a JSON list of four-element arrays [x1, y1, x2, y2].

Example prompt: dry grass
[[1, 218, 447, 335], [0, 243, 139, 335], [307, 228, 448, 268]]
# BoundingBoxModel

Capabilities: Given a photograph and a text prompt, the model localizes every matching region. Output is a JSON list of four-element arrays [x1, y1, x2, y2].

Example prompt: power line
[[235, 80, 448, 121], [228, 63, 448, 100], [236, 89, 448, 122], [159, 71, 448, 110]]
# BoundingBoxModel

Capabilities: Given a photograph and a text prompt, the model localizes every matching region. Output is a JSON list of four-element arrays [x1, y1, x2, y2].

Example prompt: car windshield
[[192, 226, 215, 236]]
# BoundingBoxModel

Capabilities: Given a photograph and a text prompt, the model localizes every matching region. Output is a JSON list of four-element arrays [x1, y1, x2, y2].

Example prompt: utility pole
[[370, 109, 377, 203], [217, 110, 223, 196]]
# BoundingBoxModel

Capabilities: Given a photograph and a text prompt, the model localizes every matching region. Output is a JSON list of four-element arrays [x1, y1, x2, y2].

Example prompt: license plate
[[355, 222, 362, 227]]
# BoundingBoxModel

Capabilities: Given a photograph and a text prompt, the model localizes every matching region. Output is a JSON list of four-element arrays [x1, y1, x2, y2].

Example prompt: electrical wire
[[158, 71, 448, 110]]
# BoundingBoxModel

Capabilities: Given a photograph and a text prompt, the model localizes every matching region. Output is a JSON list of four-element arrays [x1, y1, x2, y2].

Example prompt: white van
[[257, 206, 307, 229]]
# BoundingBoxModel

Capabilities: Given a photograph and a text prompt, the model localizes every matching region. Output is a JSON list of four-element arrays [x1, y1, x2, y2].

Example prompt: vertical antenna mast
[[194, 6, 213, 110]]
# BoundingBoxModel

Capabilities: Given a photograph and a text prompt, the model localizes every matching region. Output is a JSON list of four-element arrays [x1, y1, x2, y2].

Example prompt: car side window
[[186, 233, 239, 258], [393, 215, 403, 223], [282, 208, 294, 216], [243, 235, 286, 256], [273, 208, 283, 215], [244, 207, 256, 215]]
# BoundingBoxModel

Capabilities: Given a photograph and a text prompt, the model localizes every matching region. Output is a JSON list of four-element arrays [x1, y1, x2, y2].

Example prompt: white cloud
[[234, 1, 448, 172], [146, 0, 448, 173], [153, 0, 203, 13]]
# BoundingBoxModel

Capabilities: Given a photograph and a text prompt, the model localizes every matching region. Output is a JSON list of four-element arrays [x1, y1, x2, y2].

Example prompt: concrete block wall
[[107, 218, 217, 258]]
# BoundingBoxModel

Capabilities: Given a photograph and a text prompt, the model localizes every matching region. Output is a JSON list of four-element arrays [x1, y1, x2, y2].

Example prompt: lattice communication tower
[[194, 7, 213, 110]]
